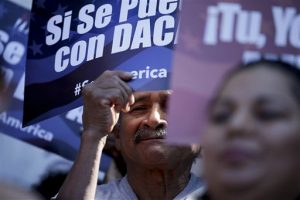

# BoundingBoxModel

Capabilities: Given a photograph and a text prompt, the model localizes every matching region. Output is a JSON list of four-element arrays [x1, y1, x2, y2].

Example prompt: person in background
[[0, 67, 4, 90], [56, 71, 204, 200], [34, 171, 68, 200], [0, 66, 43, 200], [0, 66, 11, 111], [0, 182, 42, 200], [0, 66, 6, 109], [201, 60, 300, 200]]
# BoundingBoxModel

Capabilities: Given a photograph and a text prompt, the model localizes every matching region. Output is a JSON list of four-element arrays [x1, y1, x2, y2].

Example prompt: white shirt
[[95, 173, 205, 200]]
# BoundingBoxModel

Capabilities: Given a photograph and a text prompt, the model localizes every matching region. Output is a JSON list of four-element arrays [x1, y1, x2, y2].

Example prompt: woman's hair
[[223, 60, 300, 104]]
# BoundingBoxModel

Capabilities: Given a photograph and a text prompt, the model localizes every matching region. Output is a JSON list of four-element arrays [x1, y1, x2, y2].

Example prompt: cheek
[[119, 117, 142, 144], [202, 127, 225, 180], [202, 126, 224, 157], [121, 117, 138, 132], [261, 123, 300, 164], [203, 126, 223, 146]]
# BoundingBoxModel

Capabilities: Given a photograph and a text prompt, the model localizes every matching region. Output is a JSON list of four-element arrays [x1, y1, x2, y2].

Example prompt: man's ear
[[112, 122, 121, 151]]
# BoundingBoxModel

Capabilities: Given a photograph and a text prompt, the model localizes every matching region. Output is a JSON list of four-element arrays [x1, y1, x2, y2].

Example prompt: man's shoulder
[[175, 173, 206, 200], [97, 179, 120, 191], [96, 178, 122, 197], [95, 176, 138, 200], [186, 173, 206, 193]]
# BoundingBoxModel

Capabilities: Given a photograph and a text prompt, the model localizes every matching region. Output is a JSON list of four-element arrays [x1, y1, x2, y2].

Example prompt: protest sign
[[24, 0, 180, 125], [0, 0, 111, 180], [167, 0, 300, 144]]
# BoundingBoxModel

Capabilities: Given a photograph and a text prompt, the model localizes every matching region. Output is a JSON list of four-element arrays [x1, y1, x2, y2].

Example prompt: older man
[[56, 71, 203, 200]]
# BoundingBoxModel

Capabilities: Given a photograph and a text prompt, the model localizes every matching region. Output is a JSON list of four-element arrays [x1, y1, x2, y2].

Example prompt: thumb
[[115, 71, 134, 81]]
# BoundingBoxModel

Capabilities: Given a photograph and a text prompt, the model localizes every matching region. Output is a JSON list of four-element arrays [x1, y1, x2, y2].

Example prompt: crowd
[[53, 60, 300, 200], [1, 27, 299, 199], [1, 1, 300, 199], [1, 43, 299, 200]]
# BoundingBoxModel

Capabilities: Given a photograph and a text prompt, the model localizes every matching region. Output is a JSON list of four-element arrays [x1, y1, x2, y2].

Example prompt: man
[[56, 71, 204, 200]]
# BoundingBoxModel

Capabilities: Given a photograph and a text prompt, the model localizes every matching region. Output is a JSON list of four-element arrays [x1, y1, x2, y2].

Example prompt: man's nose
[[143, 104, 167, 129]]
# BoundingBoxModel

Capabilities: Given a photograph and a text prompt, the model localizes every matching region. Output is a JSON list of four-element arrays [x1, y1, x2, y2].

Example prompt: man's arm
[[56, 132, 106, 200], [56, 71, 133, 200]]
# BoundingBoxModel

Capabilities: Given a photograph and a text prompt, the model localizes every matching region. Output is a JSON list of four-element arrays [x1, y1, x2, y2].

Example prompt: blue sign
[[0, 0, 111, 179], [24, 0, 179, 125]]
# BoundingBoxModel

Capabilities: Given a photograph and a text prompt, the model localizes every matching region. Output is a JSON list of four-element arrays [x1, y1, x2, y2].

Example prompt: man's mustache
[[134, 126, 167, 144]]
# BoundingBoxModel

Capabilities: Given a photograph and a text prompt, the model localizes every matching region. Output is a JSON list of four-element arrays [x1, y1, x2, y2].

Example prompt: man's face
[[115, 91, 199, 169]]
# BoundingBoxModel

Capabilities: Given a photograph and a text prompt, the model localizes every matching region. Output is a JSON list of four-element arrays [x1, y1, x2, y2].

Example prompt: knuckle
[[111, 75, 120, 85], [82, 83, 93, 97], [102, 70, 113, 77]]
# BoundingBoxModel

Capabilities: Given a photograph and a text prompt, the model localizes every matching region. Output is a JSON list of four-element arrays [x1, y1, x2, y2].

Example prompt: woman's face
[[203, 66, 300, 194]]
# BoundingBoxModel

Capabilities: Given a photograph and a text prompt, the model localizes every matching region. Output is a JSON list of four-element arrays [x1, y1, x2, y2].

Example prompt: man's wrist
[[81, 130, 108, 148]]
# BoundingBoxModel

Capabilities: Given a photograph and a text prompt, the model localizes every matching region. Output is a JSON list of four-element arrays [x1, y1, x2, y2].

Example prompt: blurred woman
[[201, 60, 300, 200]]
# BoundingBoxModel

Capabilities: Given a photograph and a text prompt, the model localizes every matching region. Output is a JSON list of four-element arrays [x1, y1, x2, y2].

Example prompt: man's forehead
[[133, 90, 172, 101]]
